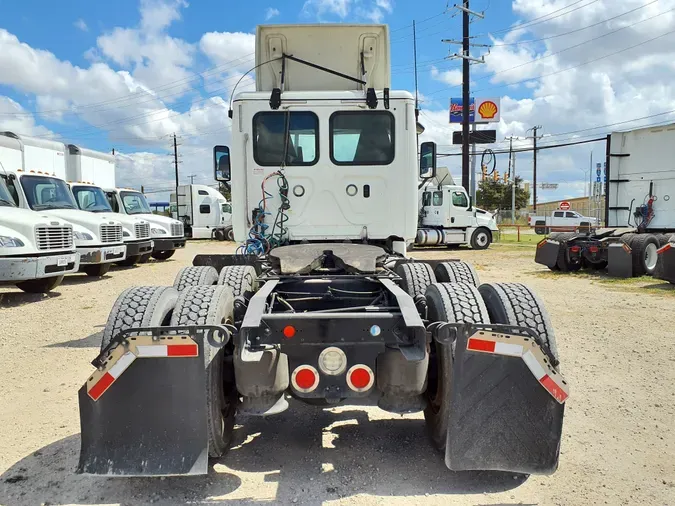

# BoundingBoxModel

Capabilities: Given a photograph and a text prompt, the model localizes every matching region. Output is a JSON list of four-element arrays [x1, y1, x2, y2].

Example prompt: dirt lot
[[1, 241, 674, 506]]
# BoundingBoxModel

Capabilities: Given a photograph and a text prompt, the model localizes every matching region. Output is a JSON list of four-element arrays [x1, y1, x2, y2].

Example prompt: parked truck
[[535, 123, 675, 281], [65, 145, 153, 266], [415, 168, 499, 249], [77, 24, 567, 479], [0, 174, 79, 293], [171, 184, 233, 240], [0, 132, 126, 277], [529, 209, 599, 235], [105, 188, 186, 260]]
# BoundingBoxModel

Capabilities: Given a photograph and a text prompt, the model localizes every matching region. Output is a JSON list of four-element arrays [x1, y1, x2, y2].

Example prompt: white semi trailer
[[536, 122, 675, 282], [77, 24, 567, 479], [0, 132, 125, 277], [172, 184, 233, 240], [65, 145, 153, 266], [0, 175, 79, 293]]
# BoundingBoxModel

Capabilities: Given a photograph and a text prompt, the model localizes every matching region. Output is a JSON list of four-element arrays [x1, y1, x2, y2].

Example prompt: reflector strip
[[467, 338, 495, 352], [657, 243, 672, 254], [466, 331, 569, 404], [85, 335, 200, 401], [88, 372, 114, 401]]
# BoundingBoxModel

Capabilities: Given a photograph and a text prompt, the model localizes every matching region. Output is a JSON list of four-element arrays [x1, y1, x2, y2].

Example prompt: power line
[[437, 136, 606, 156]]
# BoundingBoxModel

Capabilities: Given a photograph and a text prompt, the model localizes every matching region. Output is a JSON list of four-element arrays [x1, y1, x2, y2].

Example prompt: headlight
[[123, 230, 131, 237], [73, 231, 94, 241], [0, 236, 25, 247], [151, 228, 167, 235]]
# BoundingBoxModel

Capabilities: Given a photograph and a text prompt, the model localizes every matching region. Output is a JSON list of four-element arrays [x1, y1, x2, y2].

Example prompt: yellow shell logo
[[478, 100, 498, 119]]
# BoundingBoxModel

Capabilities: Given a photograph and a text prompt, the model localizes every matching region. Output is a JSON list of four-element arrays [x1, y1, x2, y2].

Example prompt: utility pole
[[188, 174, 197, 184], [173, 133, 179, 201], [506, 136, 517, 223], [527, 125, 543, 211], [443, 1, 486, 194]]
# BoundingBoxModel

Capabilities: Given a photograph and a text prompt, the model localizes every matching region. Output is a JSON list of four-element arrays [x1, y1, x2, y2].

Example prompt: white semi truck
[[415, 168, 499, 249], [65, 145, 153, 266], [536, 122, 675, 282], [105, 188, 186, 260], [77, 23, 567, 479], [172, 184, 233, 240], [0, 132, 125, 277], [0, 175, 79, 293]]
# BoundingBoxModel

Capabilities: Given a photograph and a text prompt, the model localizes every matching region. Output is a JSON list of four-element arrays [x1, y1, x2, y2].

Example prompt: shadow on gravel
[[0, 291, 61, 308], [0, 401, 527, 505], [45, 331, 102, 349], [60, 274, 112, 286]]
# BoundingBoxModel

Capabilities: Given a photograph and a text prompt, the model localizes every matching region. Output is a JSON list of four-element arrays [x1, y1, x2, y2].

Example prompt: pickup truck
[[529, 210, 599, 234]]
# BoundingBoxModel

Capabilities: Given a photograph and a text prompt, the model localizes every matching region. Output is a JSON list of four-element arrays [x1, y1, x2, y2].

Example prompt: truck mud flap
[[193, 254, 262, 275], [77, 332, 211, 477], [443, 326, 567, 475], [654, 243, 675, 283], [607, 242, 633, 278], [534, 239, 560, 269]]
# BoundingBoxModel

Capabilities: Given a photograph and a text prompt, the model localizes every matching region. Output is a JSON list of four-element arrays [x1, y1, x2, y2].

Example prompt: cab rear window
[[330, 111, 394, 165], [253, 112, 319, 166]]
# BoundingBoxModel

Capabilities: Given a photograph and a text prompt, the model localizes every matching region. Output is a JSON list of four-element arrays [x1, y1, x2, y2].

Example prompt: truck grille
[[35, 226, 74, 251], [171, 222, 184, 237], [100, 224, 123, 243], [134, 222, 150, 239]]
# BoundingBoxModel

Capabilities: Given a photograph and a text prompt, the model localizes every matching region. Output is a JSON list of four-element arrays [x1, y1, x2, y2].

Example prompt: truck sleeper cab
[[106, 188, 185, 261], [0, 176, 79, 292], [69, 183, 153, 266], [4, 171, 126, 277]]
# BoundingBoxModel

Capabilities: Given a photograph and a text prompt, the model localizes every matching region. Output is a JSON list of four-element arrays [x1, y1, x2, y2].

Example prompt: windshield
[[71, 185, 114, 213], [221, 203, 232, 214], [0, 178, 15, 207], [120, 191, 151, 214], [20, 175, 78, 211]]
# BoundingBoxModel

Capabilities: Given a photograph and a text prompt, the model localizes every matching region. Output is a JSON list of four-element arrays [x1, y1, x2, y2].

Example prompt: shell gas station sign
[[449, 97, 501, 124]]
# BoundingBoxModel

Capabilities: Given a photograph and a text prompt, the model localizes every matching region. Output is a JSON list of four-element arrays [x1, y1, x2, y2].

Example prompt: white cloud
[[265, 7, 280, 20], [0, 97, 55, 138], [74, 19, 88, 32], [302, 0, 352, 19], [430, 66, 463, 87]]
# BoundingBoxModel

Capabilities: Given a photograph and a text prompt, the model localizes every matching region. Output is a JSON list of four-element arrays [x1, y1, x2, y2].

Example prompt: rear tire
[[434, 261, 480, 286], [152, 250, 175, 261], [424, 283, 490, 451], [470, 228, 491, 249], [16, 275, 64, 294], [138, 253, 152, 264], [478, 282, 558, 361], [627, 234, 659, 276], [225, 226, 235, 241], [100, 286, 179, 351], [173, 266, 218, 291], [81, 263, 111, 277], [116, 255, 140, 267], [217, 265, 258, 297], [395, 262, 436, 299], [214, 229, 226, 241], [170, 285, 237, 458]]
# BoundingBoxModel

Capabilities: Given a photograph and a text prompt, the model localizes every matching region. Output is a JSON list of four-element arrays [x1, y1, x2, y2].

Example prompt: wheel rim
[[645, 242, 658, 271], [476, 232, 488, 247], [227, 229, 234, 241]]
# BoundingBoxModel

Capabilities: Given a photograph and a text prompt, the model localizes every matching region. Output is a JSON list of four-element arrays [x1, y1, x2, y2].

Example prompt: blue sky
[[0, 0, 673, 203]]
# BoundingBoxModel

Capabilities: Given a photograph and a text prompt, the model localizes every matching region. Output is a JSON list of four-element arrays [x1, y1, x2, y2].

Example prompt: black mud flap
[[607, 242, 633, 278], [77, 333, 209, 477], [534, 239, 560, 269], [654, 244, 675, 283], [444, 328, 566, 475]]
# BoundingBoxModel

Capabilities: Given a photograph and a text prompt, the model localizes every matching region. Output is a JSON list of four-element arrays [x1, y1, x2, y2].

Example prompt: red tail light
[[589, 246, 599, 253], [291, 365, 319, 393], [346, 365, 374, 392], [570, 246, 581, 253], [283, 325, 296, 338]]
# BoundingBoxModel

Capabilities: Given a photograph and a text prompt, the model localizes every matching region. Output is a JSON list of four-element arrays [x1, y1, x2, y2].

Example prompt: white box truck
[[0, 132, 126, 277], [66, 145, 153, 265], [0, 174, 79, 293], [172, 184, 233, 240], [105, 188, 186, 260]]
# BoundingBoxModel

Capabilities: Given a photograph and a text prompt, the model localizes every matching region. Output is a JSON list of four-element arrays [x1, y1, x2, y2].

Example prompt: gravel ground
[[1, 241, 674, 506]]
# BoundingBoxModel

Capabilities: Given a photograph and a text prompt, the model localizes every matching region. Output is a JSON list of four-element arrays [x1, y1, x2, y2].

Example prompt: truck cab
[[69, 183, 153, 265], [0, 132, 126, 277], [0, 175, 79, 293], [105, 188, 186, 261], [171, 184, 233, 240]]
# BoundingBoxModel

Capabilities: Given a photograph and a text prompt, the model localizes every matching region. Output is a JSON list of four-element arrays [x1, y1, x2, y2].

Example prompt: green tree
[[218, 182, 231, 201], [476, 176, 530, 211]]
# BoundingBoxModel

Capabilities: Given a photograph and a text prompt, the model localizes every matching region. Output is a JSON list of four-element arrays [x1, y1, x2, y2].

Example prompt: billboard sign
[[449, 97, 501, 124]]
